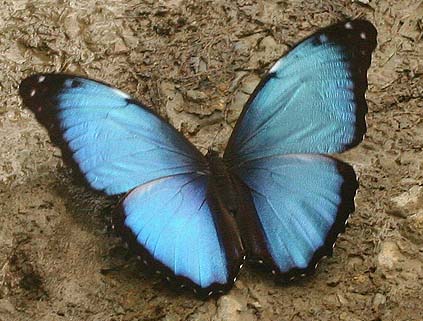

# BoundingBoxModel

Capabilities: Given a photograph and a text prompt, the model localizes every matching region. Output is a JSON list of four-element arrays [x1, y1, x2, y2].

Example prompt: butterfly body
[[19, 19, 377, 297], [206, 149, 241, 213]]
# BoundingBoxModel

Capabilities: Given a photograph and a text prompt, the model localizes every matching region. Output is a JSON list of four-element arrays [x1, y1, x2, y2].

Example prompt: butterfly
[[19, 19, 377, 297]]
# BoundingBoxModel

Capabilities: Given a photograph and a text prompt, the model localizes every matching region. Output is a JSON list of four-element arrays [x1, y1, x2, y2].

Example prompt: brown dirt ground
[[1, 0, 422, 320]]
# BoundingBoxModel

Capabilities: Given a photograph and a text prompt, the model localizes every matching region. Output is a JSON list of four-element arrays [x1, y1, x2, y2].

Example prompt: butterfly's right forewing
[[225, 20, 377, 164]]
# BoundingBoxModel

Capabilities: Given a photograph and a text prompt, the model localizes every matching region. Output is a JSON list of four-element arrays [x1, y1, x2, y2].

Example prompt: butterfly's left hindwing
[[113, 174, 243, 296]]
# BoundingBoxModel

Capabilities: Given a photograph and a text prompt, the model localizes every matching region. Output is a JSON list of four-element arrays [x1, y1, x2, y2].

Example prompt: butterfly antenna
[[210, 123, 224, 151]]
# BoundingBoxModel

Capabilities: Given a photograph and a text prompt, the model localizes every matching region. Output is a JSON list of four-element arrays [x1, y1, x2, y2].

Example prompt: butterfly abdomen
[[206, 151, 274, 276]]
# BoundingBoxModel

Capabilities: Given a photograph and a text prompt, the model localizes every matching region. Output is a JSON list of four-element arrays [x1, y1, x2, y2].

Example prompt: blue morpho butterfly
[[19, 20, 377, 297]]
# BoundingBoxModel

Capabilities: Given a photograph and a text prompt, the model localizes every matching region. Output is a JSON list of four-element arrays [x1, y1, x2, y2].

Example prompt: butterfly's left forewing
[[19, 74, 206, 195]]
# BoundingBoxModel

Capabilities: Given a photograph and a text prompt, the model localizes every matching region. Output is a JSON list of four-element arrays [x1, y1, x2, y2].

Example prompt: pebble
[[390, 186, 422, 217], [185, 89, 208, 102], [0, 299, 16, 315], [326, 275, 341, 287], [240, 74, 261, 95], [167, 92, 185, 113], [212, 295, 243, 321], [63, 13, 80, 39], [373, 293, 387, 308], [401, 210, 423, 246], [377, 241, 402, 270], [259, 36, 278, 52], [339, 311, 360, 321]]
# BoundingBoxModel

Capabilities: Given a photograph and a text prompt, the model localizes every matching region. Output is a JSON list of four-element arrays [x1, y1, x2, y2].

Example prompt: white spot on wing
[[269, 59, 282, 73], [38, 75, 45, 83], [345, 22, 353, 30], [112, 87, 130, 99], [360, 32, 366, 39], [30, 89, 36, 97], [64, 79, 74, 87], [124, 177, 172, 206], [319, 34, 328, 43]]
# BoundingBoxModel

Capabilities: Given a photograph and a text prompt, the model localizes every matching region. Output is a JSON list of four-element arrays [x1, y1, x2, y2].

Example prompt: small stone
[[0, 299, 16, 315], [392, 186, 422, 208], [259, 36, 278, 51], [390, 186, 422, 217], [336, 293, 349, 306], [249, 301, 262, 310], [167, 92, 185, 113], [339, 312, 361, 321], [347, 255, 364, 267], [373, 293, 386, 308], [401, 210, 423, 246], [240, 74, 261, 95], [324, 294, 341, 308], [234, 279, 246, 289], [185, 89, 208, 102], [212, 295, 243, 321], [326, 275, 341, 287], [113, 38, 128, 53], [63, 13, 80, 39], [377, 241, 402, 270]]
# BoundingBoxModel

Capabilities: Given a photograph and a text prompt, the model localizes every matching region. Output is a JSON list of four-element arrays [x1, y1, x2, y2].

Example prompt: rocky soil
[[0, 0, 422, 320]]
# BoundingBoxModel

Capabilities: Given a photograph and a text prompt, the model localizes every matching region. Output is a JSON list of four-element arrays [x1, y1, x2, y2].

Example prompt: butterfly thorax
[[206, 149, 239, 214]]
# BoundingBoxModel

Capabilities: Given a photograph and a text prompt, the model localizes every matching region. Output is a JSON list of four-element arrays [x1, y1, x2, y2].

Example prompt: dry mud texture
[[0, 0, 422, 320]]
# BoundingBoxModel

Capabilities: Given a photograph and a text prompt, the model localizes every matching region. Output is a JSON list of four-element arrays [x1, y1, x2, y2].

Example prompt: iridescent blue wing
[[224, 20, 377, 277], [19, 74, 243, 295], [19, 74, 206, 195], [224, 20, 377, 164], [234, 155, 357, 279], [113, 173, 244, 296]]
